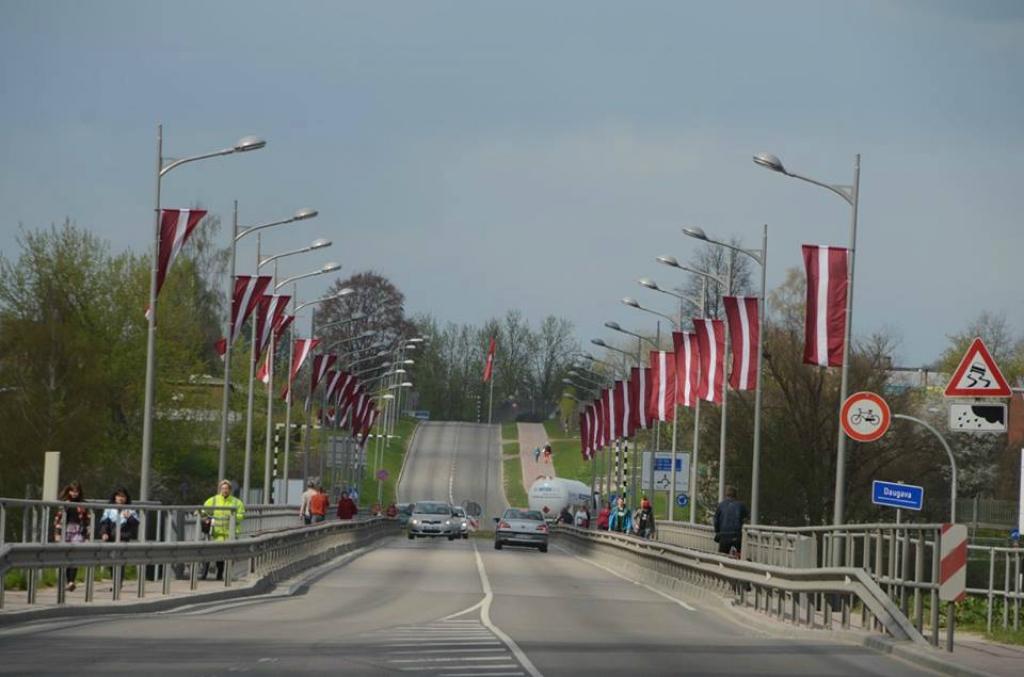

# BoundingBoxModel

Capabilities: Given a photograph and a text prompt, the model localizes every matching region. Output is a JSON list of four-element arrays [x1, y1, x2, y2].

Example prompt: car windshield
[[452, 507, 465, 517], [503, 509, 543, 521], [414, 502, 451, 515]]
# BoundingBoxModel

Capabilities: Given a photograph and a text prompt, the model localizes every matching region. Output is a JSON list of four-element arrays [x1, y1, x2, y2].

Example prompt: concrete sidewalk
[[516, 422, 556, 495]]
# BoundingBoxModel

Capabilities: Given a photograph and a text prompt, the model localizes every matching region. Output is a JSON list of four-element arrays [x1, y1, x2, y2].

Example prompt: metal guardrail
[[553, 524, 928, 646], [0, 516, 399, 613]]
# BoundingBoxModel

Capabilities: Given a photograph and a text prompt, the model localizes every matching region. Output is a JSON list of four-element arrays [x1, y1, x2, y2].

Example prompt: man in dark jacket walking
[[713, 485, 749, 557], [336, 491, 358, 520]]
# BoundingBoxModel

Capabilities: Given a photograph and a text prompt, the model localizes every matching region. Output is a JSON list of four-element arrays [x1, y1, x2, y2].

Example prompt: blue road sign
[[1011, 529, 1020, 541], [676, 494, 689, 508], [871, 480, 924, 511]]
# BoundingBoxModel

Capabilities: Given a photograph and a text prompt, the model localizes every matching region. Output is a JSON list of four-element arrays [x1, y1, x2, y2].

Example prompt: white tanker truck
[[527, 477, 596, 520]]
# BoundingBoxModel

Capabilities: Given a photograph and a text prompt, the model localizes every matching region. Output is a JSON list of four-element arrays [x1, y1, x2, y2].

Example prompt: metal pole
[[302, 307, 316, 486], [669, 301, 681, 521], [717, 252, 734, 502], [242, 234, 261, 501], [833, 154, 861, 526], [689, 277, 707, 525], [217, 200, 239, 483], [263, 289, 278, 503], [750, 223, 768, 524], [281, 285, 297, 504], [140, 124, 162, 502], [894, 414, 957, 522]]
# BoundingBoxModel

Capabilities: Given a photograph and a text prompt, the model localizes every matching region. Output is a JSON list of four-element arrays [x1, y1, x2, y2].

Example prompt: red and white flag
[[602, 388, 616, 441], [147, 209, 207, 318], [579, 411, 590, 461], [648, 351, 676, 422], [802, 244, 848, 367], [324, 370, 345, 402], [629, 367, 652, 432], [216, 275, 271, 358], [308, 354, 336, 399], [593, 396, 606, 451], [483, 336, 496, 382], [254, 295, 290, 365], [281, 338, 321, 401], [256, 315, 294, 384], [694, 319, 725, 404], [586, 405, 598, 458], [614, 380, 630, 439], [724, 296, 759, 390], [359, 408, 381, 445], [673, 331, 700, 408]]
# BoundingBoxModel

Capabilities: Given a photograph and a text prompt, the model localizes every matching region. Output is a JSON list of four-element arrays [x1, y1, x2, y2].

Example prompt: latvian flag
[[802, 245, 848, 367], [628, 367, 651, 433], [694, 319, 725, 404], [257, 315, 294, 384], [648, 351, 676, 422], [148, 209, 207, 318], [281, 338, 320, 401], [724, 296, 759, 390], [673, 331, 700, 408], [215, 275, 270, 358], [593, 396, 605, 451], [614, 380, 630, 440]]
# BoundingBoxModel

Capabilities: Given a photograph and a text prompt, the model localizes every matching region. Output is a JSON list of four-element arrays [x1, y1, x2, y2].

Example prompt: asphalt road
[[0, 422, 942, 676], [398, 421, 507, 521]]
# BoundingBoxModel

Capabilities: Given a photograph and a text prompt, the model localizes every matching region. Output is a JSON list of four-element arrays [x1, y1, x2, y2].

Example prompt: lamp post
[[244, 261, 340, 501], [683, 225, 768, 524], [217, 207, 318, 483], [142, 126, 265, 502], [755, 152, 860, 526]]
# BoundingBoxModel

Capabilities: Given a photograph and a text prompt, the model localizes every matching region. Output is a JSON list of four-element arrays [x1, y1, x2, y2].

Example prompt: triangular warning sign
[[944, 337, 1011, 398]]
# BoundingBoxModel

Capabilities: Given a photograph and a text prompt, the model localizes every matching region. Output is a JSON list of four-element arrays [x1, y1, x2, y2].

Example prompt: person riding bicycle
[[201, 479, 245, 580]]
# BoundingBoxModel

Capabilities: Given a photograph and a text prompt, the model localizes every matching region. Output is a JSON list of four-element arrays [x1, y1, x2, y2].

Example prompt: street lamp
[[604, 321, 658, 350], [621, 297, 678, 329], [217, 206, 318, 484], [141, 127, 265, 502], [755, 152, 860, 527], [684, 224, 768, 524]]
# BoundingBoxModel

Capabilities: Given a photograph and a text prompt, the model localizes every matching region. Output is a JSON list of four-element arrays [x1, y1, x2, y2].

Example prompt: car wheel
[[539, 545, 548, 553], [448, 535, 455, 541], [463, 534, 469, 539], [494, 541, 502, 550], [408, 533, 414, 540]]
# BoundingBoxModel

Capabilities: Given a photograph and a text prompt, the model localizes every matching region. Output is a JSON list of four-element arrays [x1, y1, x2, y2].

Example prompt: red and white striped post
[[938, 523, 968, 651]]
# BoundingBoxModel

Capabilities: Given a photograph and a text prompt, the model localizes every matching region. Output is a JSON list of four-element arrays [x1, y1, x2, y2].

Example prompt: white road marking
[[556, 543, 698, 611], [389, 656, 515, 663]]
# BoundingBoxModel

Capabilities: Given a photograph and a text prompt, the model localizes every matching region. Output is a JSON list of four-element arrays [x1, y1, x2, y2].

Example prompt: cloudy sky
[[1, 0, 1021, 367]]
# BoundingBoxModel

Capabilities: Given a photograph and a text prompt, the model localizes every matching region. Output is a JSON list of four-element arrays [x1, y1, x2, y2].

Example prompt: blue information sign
[[676, 494, 689, 508], [871, 480, 923, 511]]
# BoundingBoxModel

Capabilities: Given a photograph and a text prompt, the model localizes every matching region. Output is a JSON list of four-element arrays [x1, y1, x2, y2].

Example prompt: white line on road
[[556, 543, 698, 611], [389, 657, 515, 663]]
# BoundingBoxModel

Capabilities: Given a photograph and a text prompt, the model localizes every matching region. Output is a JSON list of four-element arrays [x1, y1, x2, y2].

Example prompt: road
[[398, 421, 507, 520], [0, 421, 942, 676]]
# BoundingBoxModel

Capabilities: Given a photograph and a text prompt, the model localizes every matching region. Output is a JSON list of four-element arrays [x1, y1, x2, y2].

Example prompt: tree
[[316, 271, 414, 366]]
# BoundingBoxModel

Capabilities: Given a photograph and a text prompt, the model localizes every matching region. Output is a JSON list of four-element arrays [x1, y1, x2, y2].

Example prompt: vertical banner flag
[[593, 397, 605, 451], [723, 296, 759, 391], [673, 331, 700, 408], [254, 295, 291, 365], [149, 208, 207, 316], [802, 244, 848, 367], [308, 354, 336, 399], [257, 315, 295, 384], [282, 338, 320, 400], [649, 351, 677, 422], [580, 411, 590, 460], [483, 335, 496, 382], [614, 380, 630, 439], [216, 275, 271, 357], [586, 405, 597, 458], [694, 319, 725, 404], [359, 408, 381, 445], [602, 388, 616, 442], [629, 367, 652, 432]]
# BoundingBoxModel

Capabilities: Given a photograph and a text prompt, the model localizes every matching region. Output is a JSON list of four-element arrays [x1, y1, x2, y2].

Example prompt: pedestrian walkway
[[516, 422, 556, 495]]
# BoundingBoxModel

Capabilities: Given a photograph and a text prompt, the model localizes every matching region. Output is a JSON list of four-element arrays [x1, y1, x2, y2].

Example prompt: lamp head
[[382, 393, 395, 400], [621, 297, 640, 308], [294, 208, 318, 221], [656, 255, 680, 268], [638, 277, 658, 291], [753, 153, 786, 174], [562, 378, 573, 385], [604, 321, 621, 331], [375, 350, 389, 357], [400, 381, 413, 388], [321, 262, 342, 274], [682, 226, 708, 241], [234, 136, 267, 152], [310, 238, 331, 249], [591, 338, 607, 347], [581, 352, 596, 361]]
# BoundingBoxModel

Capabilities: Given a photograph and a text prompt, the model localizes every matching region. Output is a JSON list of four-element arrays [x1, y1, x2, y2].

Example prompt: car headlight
[[444, 519, 451, 526], [411, 518, 419, 525]]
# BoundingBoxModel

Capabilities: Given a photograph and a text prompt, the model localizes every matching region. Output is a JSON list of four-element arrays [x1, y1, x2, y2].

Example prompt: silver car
[[451, 505, 470, 539], [494, 507, 548, 552], [407, 500, 458, 540]]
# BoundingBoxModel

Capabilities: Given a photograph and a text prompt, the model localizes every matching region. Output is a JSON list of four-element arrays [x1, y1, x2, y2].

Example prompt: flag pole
[[487, 369, 495, 425]]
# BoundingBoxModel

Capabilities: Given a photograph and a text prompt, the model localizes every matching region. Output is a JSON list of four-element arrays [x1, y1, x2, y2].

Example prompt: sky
[[1, 0, 1022, 368]]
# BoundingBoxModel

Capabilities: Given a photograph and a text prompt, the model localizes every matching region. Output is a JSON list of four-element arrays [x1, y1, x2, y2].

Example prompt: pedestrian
[[371, 502, 383, 517], [609, 496, 632, 534], [299, 480, 316, 525], [713, 485, 749, 557], [574, 503, 590, 529], [557, 505, 574, 525], [634, 497, 656, 539], [336, 491, 358, 520], [309, 485, 329, 523], [99, 487, 139, 543], [202, 479, 245, 581], [53, 481, 89, 591], [534, 447, 541, 462], [596, 501, 612, 530], [386, 502, 398, 519]]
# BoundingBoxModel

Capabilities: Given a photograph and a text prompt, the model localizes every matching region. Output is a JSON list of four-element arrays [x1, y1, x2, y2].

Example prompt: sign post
[[939, 523, 968, 652]]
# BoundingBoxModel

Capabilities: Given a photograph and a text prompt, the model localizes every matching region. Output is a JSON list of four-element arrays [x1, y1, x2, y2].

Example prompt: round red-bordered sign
[[841, 391, 891, 442]]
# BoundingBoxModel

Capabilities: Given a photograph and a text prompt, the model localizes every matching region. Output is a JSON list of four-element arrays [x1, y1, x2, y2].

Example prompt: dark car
[[494, 507, 548, 552]]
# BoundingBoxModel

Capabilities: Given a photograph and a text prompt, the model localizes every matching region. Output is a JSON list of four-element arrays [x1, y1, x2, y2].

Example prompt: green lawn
[[501, 422, 518, 443], [357, 417, 420, 508], [504, 455, 528, 508]]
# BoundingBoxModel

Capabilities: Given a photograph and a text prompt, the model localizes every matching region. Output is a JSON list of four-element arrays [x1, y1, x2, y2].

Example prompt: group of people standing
[[52, 482, 140, 591], [592, 496, 657, 539], [298, 481, 359, 523]]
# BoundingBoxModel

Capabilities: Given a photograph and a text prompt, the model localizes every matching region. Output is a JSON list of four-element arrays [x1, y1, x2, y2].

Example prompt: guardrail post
[[914, 531, 924, 632], [1003, 551, 1010, 629], [986, 549, 994, 633], [931, 528, 940, 646]]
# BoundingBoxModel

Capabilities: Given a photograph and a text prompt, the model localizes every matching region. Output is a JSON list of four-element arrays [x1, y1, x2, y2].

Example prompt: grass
[[357, 417, 420, 508], [501, 422, 518, 443], [3, 565, 140, 591], [504, 454, 528, 508], [502, 442, 519, 456]]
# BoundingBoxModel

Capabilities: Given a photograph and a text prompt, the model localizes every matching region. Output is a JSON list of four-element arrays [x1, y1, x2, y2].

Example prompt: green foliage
[[501, 422, 518, 443], [503, 454, 528, 508], [357, 417, 419, 507]]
